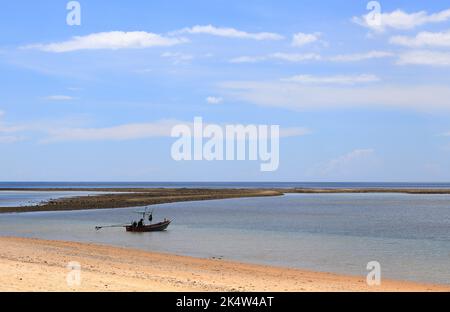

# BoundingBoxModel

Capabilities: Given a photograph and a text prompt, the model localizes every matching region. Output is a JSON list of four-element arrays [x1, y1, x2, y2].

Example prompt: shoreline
[[0, 236, 448, 292], [0, 188, 283, 213], [2, 187, 450, 214]]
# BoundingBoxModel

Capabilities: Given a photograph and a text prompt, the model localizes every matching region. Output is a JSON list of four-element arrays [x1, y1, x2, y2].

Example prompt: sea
[[0, 182, 449, 285]]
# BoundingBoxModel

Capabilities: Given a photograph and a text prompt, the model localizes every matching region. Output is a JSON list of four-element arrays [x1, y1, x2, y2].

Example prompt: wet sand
[[0, 237, 448, 292], [0, 188, 283, 213]]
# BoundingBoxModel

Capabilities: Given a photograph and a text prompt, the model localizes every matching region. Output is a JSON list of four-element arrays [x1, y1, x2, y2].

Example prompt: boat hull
[[125, 220, 171, 232]]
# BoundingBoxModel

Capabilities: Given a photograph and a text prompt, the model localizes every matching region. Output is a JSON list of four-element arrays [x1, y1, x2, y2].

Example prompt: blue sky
[[1, 0, 450, 181]]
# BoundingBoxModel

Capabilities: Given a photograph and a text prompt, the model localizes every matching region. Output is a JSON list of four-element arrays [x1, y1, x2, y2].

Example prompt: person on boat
[[132, 221, 137, 228], [148, 213, 153, 223], [138, 218, 144, 227]]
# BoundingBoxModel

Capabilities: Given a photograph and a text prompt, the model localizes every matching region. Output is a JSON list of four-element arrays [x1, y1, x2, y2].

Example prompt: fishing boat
[[95, 208, 171, 233], [125, 219, 171, 232]]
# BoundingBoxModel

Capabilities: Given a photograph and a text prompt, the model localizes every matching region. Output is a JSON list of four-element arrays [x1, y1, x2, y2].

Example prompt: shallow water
[[0, 193, 449, 285], [0, 191, 114, 207]]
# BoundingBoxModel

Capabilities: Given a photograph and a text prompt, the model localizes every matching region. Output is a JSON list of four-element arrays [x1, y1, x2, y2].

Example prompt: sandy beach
[[0, 236, 448, 292]]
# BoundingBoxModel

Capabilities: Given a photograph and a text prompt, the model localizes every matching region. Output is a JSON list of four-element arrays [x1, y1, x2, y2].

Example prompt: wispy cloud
[[42, 120, 180, 143], [41, 119, 309, 143], [0, 111, 25, 133], [67, 87, 83, 91], [230, 53, 322, 63], [173, 25, 283, 41], [279, 127, 311, 138], [1, 112, 181, 143], [397, 50, 450, 66], [230, 51, 393, 64], [329, 51, 394, 62], [229, 56, 268, 64], [1, 109, 310, 144], [309, 149, 376, 177], [0, 111, 26, 143], [353, 8, 450, 32], [206, 96, 223, 104], [43, 95, 76, 101], [282, 74, 380, 85], [220, 80, 450, 111], [0, 123, 24, 133], [23, 31, 187, 53], [270, 52, 322, 62], [390, 30, 450, 47], [291, 32, 321, 47], [161, 52, 194, 64], [0, 135, 25, 144]]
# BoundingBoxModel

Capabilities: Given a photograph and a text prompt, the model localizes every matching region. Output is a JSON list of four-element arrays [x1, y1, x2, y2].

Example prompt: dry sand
[[0, 237, 448, 292]]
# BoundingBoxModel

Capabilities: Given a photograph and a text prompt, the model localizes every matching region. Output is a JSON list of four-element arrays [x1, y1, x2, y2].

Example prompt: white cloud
[[292, 32, 320, 47], [230, 51, 393, 64], [230, 53, 321, 63], [206, 96, 223, 104], [174, 25, 283, 40], [329, 51, 394, 62], [270, 52, 322, 62], [0, 135, 24, 144], [229, 56, 266, 63], [44, 95, 75, 101], [390, 30, 450, 47], [310, 149, 376, 177], [397, 50, 450, 66], [353, 8, 450, 32], [42, 119, 181, 143], [40, 119, 308, 143], [282, 74, 380, 85], [161, 52, 193, 64], [0, 111, 24, 133], [23, 31, 187, 53], [67, 87, 83, 91], [0, 110, 311, 143], [279, 127, 311, 138], [0, 111, 26, 143], [0, 123, 23, 133], [220, 80, 450, 111]]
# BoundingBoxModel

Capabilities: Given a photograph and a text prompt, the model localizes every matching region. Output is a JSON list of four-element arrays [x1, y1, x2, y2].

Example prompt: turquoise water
[[0, 193, 449, 285]]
